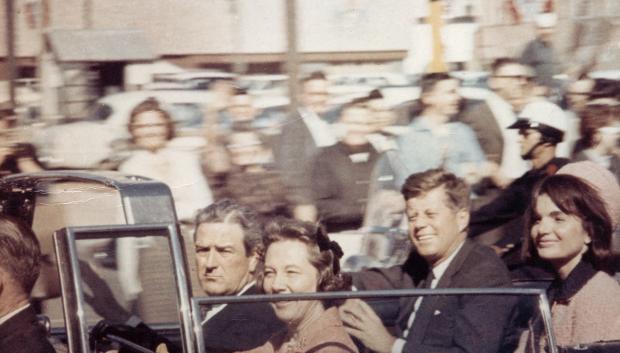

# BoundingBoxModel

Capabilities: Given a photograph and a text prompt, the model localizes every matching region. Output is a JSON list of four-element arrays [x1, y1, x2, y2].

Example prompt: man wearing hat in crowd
[[469, 100, 569, 279]]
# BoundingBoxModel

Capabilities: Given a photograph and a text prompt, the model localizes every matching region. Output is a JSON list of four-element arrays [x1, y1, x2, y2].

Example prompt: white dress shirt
[[299, 108, 337, 148], [0, 303, 30, 326], [391, 241, 466, 353], [201, 281, 256, 325]]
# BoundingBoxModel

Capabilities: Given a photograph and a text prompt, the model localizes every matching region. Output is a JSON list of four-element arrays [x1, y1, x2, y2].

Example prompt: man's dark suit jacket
[[273, 112, 320, 206], [273, 107, 340, 206], [202, 285, 284, 353], [353, 239, 514, 353], [0, 305, 56, 353]]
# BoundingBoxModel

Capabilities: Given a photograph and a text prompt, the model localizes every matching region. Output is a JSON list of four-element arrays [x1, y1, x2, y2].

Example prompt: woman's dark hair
[[523, 174, 615, 275], [128, 97, 175, 141], [579, 104, 615, 148], [259, 218, 351, 305]]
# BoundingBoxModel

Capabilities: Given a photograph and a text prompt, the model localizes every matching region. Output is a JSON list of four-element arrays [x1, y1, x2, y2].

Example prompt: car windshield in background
[[164, 103, 204, 129]]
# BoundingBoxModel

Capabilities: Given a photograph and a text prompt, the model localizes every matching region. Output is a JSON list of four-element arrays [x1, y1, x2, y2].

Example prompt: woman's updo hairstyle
[[261, 218, 351, 304]]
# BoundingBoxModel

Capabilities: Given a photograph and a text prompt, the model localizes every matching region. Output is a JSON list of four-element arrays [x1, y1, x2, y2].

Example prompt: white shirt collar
[[299, 108, 337, 148], [237, 281, 256, 296], [201, 281, 256, 325], [430, 240, 466, 285], [0, 303, 30, 326]]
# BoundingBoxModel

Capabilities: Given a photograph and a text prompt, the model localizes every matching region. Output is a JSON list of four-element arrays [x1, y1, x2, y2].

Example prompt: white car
[[151, 70, 236, 90], [37, 90, 213, 169], [238, 74, 289, 98]]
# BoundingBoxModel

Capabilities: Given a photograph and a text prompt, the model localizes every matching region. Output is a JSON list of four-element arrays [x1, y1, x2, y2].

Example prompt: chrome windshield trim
[[191, 287, 558, 353], [54, 223, 196, 353]]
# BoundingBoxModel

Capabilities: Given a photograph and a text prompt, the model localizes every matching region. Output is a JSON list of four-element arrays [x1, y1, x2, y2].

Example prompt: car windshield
[[165, 103, 205, 129], [193, 289, 557, 353]]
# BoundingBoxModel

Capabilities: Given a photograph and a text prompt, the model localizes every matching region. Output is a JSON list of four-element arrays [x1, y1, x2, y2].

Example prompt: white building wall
[[297, 0, 414, 52], [3, 0, 619, 71], [4, 0, 416, 57]]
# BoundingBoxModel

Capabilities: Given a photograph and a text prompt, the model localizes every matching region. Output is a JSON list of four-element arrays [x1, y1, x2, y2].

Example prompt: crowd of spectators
[[1, 13, 620, 352]]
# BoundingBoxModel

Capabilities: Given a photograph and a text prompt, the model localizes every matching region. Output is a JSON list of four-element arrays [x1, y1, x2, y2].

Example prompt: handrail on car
[[54, 223, 195, 353], [191, 287, 558, 353]]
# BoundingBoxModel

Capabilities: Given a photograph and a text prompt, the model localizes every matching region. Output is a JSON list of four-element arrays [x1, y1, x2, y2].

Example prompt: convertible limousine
[[0, 171, 617, 353]]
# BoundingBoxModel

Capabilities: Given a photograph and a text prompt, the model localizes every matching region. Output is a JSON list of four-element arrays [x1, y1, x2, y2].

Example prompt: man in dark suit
[[0, 216, 55, 353], [273, 71, 339, 222], [194, 200, 283, 352], [458, 58, 534, 187], [311, 102, 380, 232], [340, 169, 513, 353]]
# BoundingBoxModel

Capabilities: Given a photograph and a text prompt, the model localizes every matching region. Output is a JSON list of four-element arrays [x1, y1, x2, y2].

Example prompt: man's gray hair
[[0, 215, 42, 294], [194, 199, 263, 255]]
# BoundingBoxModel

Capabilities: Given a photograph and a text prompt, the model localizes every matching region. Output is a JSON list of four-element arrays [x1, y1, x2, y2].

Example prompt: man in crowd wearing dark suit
[[0, 215, 56, 353], [274, 71, 338, 222], [458, 58, 533, 185], [194, 199, 283, 352], [340, 169, 513, 353]]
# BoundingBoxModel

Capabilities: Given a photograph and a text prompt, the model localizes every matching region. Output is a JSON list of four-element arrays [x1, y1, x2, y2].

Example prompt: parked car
[[327, 72, 411, 103], [237, 74, 289, 98], [151, 70, 236, 90]]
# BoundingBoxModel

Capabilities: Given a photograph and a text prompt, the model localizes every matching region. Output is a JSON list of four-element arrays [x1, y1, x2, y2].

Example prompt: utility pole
[[5, 0, 16, 107], [83, 0, 92, 28], [229, 0, 247, 74], [428, 0, 447, 73], [284, 0, 299, 116]]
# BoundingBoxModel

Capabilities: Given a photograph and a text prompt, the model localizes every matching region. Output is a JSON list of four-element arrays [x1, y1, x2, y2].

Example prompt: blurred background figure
[[520, 12, 560, 93], [0, 101, 43, 177], [372, 73, 489, 189], [573, 99, 620, 182], [209, 77, 236, 110], [311, 102, 380, 233], [241, 218, 356, 353], [116, 97, 213, 304], [459, 58, 533, 189], [364, 89, 400, 133], [212, 130, 291, 220], [560, 76, 596, 156], [564, 77, 595, 118], [218, 87, 259, 133], [571, 79, 620, 155], [118, 97, 213, 221], [274, 71, 338, 222]]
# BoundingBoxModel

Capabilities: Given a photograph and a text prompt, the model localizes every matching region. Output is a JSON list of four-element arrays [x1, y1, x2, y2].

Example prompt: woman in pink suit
[[519, 161, 620, 352]]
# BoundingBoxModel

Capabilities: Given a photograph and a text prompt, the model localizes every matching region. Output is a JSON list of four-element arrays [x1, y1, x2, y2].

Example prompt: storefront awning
[[47, 29, 155, 62]]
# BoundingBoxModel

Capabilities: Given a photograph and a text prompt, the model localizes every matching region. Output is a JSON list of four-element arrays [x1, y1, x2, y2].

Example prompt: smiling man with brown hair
[[340, 169, 513, 353]]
